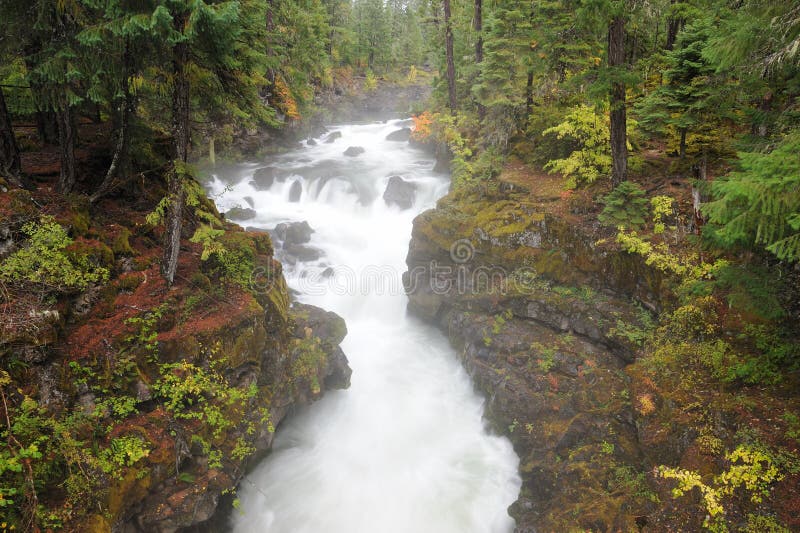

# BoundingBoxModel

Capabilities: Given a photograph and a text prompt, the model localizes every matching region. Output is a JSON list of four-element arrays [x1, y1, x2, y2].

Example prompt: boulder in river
[[343, 146, 365, 157], [274, 220, 314, 246], [252, 166, 281, 190], [307, 138, 317, 146], [383, 176, 416, 209], [385, 128, 412, 142], [323, 131, 342, 143], [225, 206, 257, 220], [288, 181, 302, 202], [284, 243, 322, 262]]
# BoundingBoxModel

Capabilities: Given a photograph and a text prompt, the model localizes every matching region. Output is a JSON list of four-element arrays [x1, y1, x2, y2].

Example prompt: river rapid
[[205, 118, 521, 533]]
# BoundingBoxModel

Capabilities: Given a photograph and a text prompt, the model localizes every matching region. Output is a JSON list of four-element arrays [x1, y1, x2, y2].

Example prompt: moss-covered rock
[[403, 179, 663, 531]]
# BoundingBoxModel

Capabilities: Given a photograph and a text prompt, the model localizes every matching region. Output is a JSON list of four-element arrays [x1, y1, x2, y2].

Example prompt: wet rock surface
[[383, 176, 416, 210], [273, 220, 314, 246], [343, 146, 365, 157], [224, 206, 257, 220], [251, 166, 284, 190], [271, 221, 321, 264], [385, 127, 412, 142], [323, 131, 342, 143]]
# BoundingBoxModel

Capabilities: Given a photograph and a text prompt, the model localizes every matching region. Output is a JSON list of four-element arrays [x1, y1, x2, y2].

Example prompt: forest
[[1, 0, 800, 530]]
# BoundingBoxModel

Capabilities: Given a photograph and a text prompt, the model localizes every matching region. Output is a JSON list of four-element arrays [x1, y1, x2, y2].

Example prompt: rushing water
[[205, 119, 521, 533]]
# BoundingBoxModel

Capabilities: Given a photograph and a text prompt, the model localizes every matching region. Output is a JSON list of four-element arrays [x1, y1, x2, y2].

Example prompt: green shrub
[[542, 105, 611, 188], [651, 195, 675, 234], [658, 445, 788, 532], [0, 216, 110, 291]]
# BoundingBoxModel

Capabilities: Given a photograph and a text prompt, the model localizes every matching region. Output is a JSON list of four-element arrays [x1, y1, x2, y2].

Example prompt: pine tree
[[472, 0, 533, 145], [636, 19, 721, 159]]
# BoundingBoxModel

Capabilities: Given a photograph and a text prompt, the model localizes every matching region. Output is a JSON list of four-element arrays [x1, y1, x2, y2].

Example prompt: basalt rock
[[323, 131, 342, 143], [383, 176, 416, 210], [385, 128, 412, 142], [118, 293, 350, 533], [224, 206, 257, 220], [343, 146, 365, 157], [251, 166, 282, 190], [403, 182, 660, 532], [273, 220, 314, 246]]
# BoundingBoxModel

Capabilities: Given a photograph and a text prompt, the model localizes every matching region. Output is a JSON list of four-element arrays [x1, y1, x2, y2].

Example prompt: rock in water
[[289, 181, 302, 202], [284, 243, 322, 262], [383, 176, 416, 209], [307, 138, 317, 146], [274, 220, 314, 246], [385, 127, 412, 142], [252, 166, 280, 190], [343, 146, 365, 157], [323, 131, 342, 143], [225, 206, 257, 220]]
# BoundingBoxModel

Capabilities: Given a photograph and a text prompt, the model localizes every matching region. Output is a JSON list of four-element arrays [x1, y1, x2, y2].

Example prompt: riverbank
[[403, 156, 800, 531]]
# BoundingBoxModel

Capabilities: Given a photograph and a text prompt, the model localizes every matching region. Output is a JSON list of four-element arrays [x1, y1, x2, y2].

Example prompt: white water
[[206, 119, 521, 533]]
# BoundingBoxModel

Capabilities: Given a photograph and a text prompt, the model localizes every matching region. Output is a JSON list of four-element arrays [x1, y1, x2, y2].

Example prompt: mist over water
[[205, 119, 521, 533]]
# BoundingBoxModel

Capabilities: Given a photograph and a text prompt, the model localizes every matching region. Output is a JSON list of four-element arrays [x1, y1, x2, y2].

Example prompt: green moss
[[265, 275, 290, 323], [66, 210, 91, 237], [132, 256, 152, 271], [112, 228, 134, 256], [290, 336, 328, 395], [117, 273, 143, 292], [189, 271, 212, 290], [68, 239, 115, 269]]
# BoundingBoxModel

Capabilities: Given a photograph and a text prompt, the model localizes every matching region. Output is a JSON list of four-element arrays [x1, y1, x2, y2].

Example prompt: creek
[[205, 119, 521, 533]]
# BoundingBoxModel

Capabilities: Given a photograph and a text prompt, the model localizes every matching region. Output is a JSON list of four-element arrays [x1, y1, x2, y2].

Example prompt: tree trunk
[[172, 36, 190, 163], [679, 127, 687, 159], [474, 0, 483, 64], [264, 0, 276, 90], [162, 13, 190, 285], [161, 166, 184, 285], [474, 0, 485, 118], [92, 42, 134, 204], [608, 15, 627, 187], [0, 87, 23, 185], [665, 0, 683, 51], [525, 70, 534, 118], [34, 108, 59, 145], [443, 0, 457, 113], [691, 154, 707, 235], [665, 18, 681, 50], [56, 97, 76, 194]]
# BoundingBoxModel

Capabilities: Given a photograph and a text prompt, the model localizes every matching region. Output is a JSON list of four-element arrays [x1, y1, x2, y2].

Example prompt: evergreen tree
[[703, 133, 800, 262], [472, 0, 533, 145], [636, 19, 721, 159]]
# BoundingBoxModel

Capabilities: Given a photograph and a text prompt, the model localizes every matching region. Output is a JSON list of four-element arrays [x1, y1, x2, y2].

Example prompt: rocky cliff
[[0, 178, 351, 532]]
